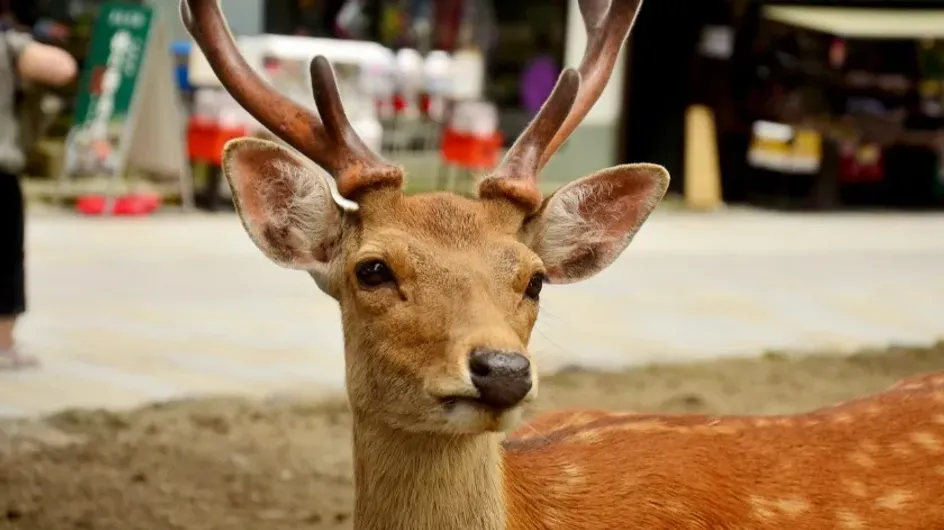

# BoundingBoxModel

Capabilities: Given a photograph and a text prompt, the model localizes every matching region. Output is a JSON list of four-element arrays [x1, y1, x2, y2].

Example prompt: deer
[[180, 0, 944, 528]]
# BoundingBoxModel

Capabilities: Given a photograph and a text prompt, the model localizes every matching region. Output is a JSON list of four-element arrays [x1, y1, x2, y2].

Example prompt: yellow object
[[792, 128, 823, 172], [684, 104, 723, 211], [856, 143, 880, 164], [793, 129, 822, 158], [747, 123, 822, 174]]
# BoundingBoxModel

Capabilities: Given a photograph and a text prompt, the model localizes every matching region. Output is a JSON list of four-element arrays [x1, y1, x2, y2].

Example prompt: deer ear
[[523, 163, 669, 284], [221, 137, 346, 274]]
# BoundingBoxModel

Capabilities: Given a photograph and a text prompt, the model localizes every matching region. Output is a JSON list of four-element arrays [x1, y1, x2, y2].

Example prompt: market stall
[[743, 4, 944, 209]]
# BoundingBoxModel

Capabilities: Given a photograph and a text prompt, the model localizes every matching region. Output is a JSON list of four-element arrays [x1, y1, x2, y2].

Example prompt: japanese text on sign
[[108, 9, 147, 29]]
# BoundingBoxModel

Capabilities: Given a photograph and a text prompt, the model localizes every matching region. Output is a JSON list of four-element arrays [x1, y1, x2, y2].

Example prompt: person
[[1, 24, 77, 369]]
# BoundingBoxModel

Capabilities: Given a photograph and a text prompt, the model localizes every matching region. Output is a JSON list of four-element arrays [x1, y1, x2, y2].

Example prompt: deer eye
[[355, 260, 396, 288], [524, 273, 545, 301]]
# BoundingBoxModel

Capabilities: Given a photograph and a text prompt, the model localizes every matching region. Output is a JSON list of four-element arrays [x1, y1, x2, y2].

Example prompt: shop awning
[[763, 6, 944, 39]]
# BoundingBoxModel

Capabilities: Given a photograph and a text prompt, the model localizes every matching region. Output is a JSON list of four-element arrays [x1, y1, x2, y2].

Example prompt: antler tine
[[479, 69, 580, 210], [306, 56, 403, 198], [540, 0, 643, 169], [479, 0, 643, 214], [180, 0, 401, 198]]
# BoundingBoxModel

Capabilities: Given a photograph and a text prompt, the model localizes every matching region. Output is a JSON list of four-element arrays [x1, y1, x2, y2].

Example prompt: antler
[[479, 0, 644, 213], [179, 0, 401, 199]]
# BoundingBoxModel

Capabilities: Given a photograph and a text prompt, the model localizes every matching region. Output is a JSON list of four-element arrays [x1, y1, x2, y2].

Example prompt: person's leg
[[0, 171, 36, 369], [0, 317, 13, 349]]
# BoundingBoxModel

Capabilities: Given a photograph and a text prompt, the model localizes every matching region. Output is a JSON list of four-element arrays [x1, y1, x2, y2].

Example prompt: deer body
[[350, 372, 944, 530], [181, 0, 944, 527], [504, 372, 944, 529]]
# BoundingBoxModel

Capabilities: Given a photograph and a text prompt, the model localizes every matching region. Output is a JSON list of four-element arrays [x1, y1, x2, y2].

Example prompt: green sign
[[69, 2, 154, 176]]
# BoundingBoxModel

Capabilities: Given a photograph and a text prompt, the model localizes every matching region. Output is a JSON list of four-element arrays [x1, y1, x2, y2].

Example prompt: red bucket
[[75, 193, 162, 216]]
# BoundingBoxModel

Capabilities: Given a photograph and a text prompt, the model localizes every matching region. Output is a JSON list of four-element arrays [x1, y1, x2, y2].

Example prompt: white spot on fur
[[549, 463, 586, 495], [850, 450, 875, 468], [844, 479, 868, 497], [832, 413, 853, 424], [750, 496, 810, 518], [910, 431, 942, 453], [891, 441, 913, 456], [574, 429, 602, 443], [837, 510, 864, 529], [561, 463, 582, 480], [749, 497, 776, 519], [776, 498, 811, 516], [875, 489, 913, 510]]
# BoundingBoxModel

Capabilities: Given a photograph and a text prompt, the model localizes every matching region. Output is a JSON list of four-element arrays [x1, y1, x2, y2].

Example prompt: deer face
[[339, 190, 545, 434], [182, 0, 657, 436], [222, 138, 667, 434]]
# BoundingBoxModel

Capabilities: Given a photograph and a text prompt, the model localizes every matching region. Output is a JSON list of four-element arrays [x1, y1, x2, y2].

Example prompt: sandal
[[0, 345, 40, 371]]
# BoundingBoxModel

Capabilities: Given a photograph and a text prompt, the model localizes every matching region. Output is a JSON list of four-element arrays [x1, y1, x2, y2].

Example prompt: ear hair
[[250, 130, 360, 212], [527, 176, 625, 267], [222, 137, 344, 272], [523, 163, 669, 284]]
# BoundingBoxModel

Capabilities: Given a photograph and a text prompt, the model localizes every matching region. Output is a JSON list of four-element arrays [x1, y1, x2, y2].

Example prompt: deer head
[[181, 0, 666, 435]]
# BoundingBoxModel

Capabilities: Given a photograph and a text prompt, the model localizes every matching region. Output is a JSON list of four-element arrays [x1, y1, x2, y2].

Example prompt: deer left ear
[[522, 163, 669, 284]]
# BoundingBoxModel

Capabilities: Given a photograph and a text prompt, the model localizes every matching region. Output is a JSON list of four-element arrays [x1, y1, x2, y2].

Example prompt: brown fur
[[505, 373, 944, 529], [220, 136, 944, 529]]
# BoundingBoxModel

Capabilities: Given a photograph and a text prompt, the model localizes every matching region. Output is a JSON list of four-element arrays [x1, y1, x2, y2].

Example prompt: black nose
[[468, 349, 532, 410]]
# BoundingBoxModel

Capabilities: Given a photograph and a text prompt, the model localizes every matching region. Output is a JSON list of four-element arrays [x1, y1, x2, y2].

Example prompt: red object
[[419, 93, 431, 115], [440, 128, 504, 170], [89, 67, 105, 95], [829, 38, 847, 69], [838, 142, 885, 184], [434, 0, 463, 50], [392, 94, 407, 113], [386, 94, 432, 116], [75, 194, 162, 216], [187, 117, 249, 166]]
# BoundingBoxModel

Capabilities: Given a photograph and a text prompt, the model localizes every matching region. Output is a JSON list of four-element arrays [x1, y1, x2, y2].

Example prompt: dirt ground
[[1, 343, 943, 530]]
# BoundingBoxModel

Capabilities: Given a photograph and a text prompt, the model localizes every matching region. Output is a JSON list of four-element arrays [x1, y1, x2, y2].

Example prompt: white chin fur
[[443, 401, 524, 434]]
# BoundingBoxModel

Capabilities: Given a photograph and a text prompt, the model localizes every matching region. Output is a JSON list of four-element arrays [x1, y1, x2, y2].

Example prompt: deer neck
[[351, 414, 507, 530]]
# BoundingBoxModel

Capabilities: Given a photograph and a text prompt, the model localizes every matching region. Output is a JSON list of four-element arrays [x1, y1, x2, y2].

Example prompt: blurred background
[[13, 0, 944, 209], [1, 0, 943, 529]]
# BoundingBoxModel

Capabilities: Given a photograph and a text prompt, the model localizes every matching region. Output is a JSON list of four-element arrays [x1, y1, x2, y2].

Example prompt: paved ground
[[1, 207, 942, 418]]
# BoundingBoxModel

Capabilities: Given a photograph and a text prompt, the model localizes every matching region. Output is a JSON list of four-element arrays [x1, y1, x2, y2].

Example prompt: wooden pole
[[684, 104, 724, 211]]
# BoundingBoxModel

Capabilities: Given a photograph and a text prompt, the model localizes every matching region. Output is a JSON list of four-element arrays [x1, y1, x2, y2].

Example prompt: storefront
[[747, 2, 944, 209], [259, 0, 607, 183], [188, 0, 626, 184], [633, 0, 944, 210]]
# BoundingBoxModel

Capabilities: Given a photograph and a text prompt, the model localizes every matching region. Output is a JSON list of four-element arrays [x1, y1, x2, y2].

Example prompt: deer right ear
[[221, 138, 346, 275], [522, 163, 669, 284]]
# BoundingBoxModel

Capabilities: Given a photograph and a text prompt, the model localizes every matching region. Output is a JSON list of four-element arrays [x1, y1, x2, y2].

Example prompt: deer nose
[[468, 349, 532, 410]]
